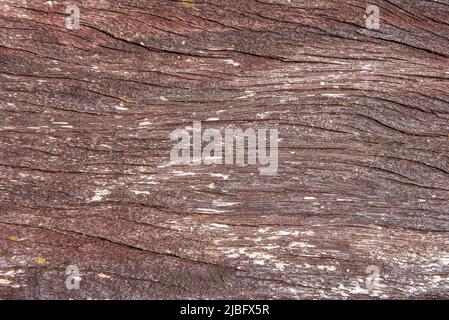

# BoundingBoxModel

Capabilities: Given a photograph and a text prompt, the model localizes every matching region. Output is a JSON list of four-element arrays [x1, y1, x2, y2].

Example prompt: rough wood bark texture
[[0, 0, 448, 300]]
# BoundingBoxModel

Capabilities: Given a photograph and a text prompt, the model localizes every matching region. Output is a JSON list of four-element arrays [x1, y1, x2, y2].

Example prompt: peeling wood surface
[[0, 0, 448, 299]]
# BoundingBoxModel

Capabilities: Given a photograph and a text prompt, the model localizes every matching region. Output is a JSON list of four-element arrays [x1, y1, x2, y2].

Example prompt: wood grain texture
[[0, 0, 448, 299]]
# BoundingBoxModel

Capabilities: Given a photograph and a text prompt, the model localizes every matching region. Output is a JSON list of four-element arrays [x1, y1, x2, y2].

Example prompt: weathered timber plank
[[0, 0, 448, 299]]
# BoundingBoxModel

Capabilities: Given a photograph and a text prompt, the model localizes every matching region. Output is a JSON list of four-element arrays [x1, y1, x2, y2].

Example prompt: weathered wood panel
[[0, 0, 448, 299]]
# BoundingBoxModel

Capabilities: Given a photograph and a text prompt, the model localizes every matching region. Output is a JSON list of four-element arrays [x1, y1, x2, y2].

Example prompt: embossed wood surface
[[0, 0, 448, 299]]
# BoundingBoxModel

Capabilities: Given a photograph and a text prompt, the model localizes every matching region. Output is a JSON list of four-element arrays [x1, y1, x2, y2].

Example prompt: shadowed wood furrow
[[0, 0, 448, 299]]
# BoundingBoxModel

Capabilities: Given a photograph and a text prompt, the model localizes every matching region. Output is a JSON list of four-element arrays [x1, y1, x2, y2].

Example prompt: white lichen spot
[[90, 189, 111, 202], [210, 173, 229, 180], [275, 262, 288, 271], [173, 171, 196, 176], [275, 230, 299, 236], [197, 208, 227, 213], [224, 59, 240, 67], [209, 223, 229, 229], [0, 279, 13, 285], [114, 104, 128, 111], [317, 265, 337, 272], [289, 242, 315, 248], [212, 200, 240, 207], [321, 93, 345, 97], [131, 190, 150, 195]]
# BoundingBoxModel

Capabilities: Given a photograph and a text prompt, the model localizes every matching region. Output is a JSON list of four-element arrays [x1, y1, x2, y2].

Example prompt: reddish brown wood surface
[[0, 0, 448, 299]]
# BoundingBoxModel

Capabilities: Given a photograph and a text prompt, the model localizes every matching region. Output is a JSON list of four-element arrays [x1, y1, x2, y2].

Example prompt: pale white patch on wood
[[89, 189, 111, 202]]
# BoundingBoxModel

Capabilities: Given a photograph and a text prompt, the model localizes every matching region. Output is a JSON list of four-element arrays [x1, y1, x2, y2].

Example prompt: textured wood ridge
[[0, 0, 448, 299]]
